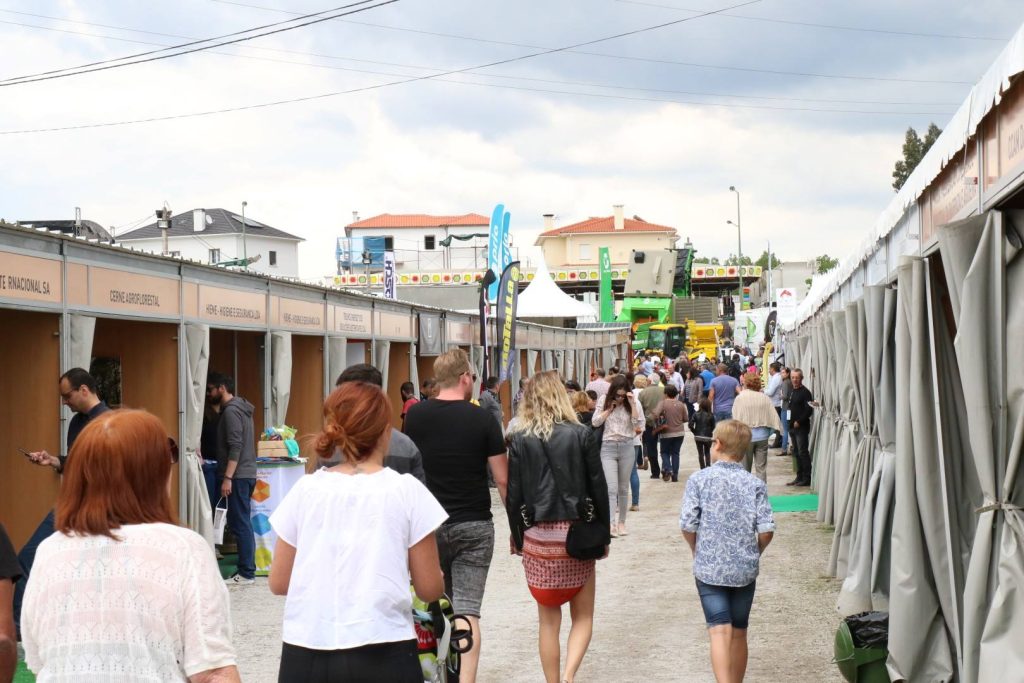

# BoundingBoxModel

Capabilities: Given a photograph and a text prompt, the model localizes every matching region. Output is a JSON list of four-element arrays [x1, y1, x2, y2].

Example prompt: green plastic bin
[[834, 621, 890, 683]]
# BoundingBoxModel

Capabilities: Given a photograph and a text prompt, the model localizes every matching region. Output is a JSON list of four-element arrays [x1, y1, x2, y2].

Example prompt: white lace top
[[22, 523, 236, 682]]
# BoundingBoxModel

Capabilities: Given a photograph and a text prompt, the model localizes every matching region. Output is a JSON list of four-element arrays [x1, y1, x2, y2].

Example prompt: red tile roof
[[537, 215, 677, 238], [346, 213, 490, 230]]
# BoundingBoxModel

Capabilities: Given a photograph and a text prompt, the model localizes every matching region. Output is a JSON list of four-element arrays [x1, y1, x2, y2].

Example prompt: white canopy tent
[[516, 261, 597, 321]]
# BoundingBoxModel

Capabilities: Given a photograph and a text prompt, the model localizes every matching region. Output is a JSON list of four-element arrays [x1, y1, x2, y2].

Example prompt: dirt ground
[[230, 439, 843, 682]]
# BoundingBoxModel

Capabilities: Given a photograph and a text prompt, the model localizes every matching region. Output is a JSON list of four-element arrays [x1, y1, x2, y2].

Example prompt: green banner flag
[[599, 247, 614, 322]]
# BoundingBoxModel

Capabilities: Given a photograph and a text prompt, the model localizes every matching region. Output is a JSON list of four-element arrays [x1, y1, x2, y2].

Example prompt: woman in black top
[[506, 371, 609, 683], [688, 397, 716, 469]]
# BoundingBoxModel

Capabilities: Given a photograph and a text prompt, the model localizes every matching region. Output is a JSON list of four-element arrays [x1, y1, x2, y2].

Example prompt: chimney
[[193, 208, 206, 233], [352, 210, 360, 223], [543, 213, 554, 231], [613, 204, 624, 231]]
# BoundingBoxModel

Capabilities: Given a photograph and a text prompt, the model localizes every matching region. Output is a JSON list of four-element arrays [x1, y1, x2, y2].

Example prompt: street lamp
[[728, 185, 743, 313]]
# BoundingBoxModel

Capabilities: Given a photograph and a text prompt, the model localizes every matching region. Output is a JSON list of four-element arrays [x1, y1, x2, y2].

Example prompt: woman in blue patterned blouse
[[680, 420, 775, 683]]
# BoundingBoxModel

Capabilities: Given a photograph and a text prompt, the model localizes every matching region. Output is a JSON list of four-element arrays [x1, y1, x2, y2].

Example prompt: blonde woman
[[507, 371, 610, 683], [731, 373, 781, 482]]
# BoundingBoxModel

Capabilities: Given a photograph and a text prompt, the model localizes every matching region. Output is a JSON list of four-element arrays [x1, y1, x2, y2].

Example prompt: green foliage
[[755, 250, 780, 269], [693, 256, 721, 265], [814, 254, 840, 274], [724, 254, 752, 266], [892, 123, 942, 191]]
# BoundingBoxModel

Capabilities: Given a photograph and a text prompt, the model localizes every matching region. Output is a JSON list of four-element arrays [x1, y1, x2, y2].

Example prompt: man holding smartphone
[[15, 368, 110, 637]]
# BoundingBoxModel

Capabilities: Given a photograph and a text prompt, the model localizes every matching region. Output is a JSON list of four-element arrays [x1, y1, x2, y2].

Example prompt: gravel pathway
[[229, 439, 844, 682]]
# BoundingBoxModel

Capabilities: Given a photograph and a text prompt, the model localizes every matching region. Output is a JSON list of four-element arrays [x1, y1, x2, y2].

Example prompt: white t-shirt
[[270, 467, 448, 650], [22, 523, 236, 682]]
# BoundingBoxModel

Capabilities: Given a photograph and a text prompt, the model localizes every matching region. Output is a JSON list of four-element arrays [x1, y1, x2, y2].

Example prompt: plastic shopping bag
[[212, 497, 228, 544]]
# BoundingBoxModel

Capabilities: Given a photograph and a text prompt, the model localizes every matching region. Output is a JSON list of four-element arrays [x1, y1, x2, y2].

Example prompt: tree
[[892, 123, 941, 191], [693, 256, 721, 265], [815, 254, 840, 274], [724, 254, 752, 266], [805, 254, 840, 287], [755, 250, 780, 269]]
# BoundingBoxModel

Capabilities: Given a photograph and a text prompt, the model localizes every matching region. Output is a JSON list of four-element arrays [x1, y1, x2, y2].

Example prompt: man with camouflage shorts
[[404, 349, 507, 683]]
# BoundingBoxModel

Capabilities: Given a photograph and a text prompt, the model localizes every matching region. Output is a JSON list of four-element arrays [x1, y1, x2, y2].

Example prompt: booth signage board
[[0, 251, 61, 304], [923, 143, 979, 243], [375, 310, 412, 339], [197, 284, 267, 325], [447, 319, 474, 345], [251, 461, 305, 576], [999, 84, 1024, 182], [528, 328, 543, 348], [88, 266, 180, 316], [516, 324, 529, 348], [332, 304, 372, 337], [274, 296, 326, 332]]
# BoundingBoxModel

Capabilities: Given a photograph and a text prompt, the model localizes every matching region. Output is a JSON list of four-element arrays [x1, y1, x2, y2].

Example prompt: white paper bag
[[212, 497, 228, 545]]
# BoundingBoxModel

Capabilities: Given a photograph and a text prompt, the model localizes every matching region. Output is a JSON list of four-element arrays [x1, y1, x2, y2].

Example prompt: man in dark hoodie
[[207, 372, 257, 586]]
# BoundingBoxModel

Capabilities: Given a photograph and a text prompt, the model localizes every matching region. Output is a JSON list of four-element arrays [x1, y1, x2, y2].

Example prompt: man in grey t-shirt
[[207, 372, 258, 585], [334, 364, 426, 482]]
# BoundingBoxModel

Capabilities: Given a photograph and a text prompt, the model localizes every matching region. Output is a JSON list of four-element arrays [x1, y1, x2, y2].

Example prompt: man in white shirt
[[763, 362, 784, 448], [585, 369, 611, 398]]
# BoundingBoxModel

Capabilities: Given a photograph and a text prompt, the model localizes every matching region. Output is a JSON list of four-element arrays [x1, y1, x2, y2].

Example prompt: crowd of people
[[0, 346, 815, 683]]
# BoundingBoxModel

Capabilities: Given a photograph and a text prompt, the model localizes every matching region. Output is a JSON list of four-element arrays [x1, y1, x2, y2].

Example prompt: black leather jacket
[[506, 422, 610, 551]]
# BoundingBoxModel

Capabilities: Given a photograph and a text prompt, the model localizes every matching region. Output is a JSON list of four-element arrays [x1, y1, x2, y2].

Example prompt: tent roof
[[517, 261, 596, 319]]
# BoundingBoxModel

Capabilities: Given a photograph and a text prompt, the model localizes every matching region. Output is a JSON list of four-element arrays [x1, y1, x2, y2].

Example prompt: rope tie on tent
[[976, 499, 1023, 514]]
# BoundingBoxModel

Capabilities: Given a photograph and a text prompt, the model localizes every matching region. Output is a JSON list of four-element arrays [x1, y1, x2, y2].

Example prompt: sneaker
[[225, 574, 255, 586], [629, 504, 639, 512]]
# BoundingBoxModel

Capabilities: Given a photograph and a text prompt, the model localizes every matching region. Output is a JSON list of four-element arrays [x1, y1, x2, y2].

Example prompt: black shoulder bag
[[538, 438, 609, 560]]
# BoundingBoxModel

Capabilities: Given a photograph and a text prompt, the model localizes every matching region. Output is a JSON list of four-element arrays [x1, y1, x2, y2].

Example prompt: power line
[[0, 0, 957, 135], [0, 69, 957, 137], [0, 14, 962, 106], [614, 0, 1007, 42], [0, 0, 398, 88], [204, 0, 975, 84]]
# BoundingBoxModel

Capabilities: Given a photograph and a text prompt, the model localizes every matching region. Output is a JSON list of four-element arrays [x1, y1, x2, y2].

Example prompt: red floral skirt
[[522, 521, 595, 607]]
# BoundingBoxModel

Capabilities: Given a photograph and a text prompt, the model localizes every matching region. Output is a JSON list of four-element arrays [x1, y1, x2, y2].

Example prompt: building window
[[208, 248, 221, 264], [269, 250, 278, 266], [384, 236, 394, 251], [424, 235, 436, 250], [579, 243, 593, 260]]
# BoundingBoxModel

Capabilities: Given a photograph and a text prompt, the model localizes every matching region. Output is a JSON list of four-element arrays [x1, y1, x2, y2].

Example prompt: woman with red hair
[[269, 381, 447, 682], [20, 410, 239, 682]]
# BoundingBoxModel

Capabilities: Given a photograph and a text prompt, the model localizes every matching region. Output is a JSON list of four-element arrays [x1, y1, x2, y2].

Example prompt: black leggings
[[278, 640, 422, 683], [696, 440, 711, 469]]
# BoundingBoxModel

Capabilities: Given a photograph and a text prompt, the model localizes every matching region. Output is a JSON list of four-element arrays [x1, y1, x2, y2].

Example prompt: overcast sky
[[1, 0, 1021, 278]]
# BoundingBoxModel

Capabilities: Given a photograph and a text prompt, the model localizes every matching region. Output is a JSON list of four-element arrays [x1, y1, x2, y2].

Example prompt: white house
[[341, 213, 504, 274], [118, 208, 303, 278]]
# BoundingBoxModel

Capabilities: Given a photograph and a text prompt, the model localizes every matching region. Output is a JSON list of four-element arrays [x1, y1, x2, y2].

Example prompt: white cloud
[[1, 0, 1020, 282]]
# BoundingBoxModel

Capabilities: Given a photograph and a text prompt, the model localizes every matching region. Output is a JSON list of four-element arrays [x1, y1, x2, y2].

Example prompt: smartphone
[[18, 448, 33, 458]]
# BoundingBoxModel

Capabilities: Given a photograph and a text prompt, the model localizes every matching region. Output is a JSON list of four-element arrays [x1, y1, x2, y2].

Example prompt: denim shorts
[[435, 520, 495, 618], [695, 579, 757, 629]]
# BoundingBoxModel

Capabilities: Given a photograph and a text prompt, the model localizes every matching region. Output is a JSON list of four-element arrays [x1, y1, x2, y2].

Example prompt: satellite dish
[[206, 215, 213, 225]]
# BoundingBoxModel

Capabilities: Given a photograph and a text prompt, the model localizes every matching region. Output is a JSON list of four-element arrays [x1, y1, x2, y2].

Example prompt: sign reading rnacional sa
[[375, 310, 411, 339], [198, 285, 266, 324], [89, 267, 180, 315], [276, 297, 325, 332], [0, 251, 61, 304], [333, 305, 372, 336]]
